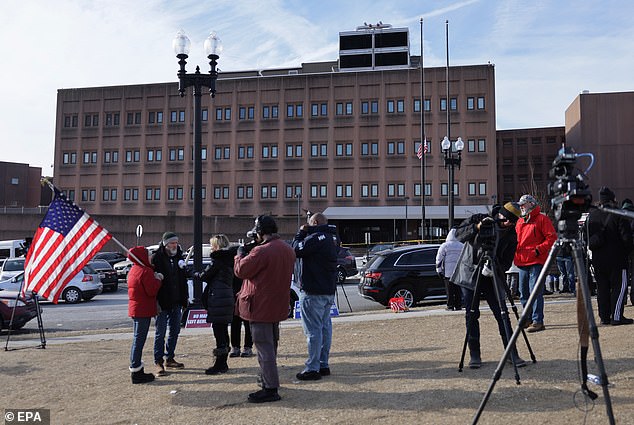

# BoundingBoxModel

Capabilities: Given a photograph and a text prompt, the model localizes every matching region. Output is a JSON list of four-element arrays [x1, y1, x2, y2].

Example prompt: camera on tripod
[[547, 146, 593, 222]]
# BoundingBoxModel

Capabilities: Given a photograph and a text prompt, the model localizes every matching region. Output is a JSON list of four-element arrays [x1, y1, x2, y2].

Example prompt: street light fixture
[[173, 30, 222, 307], [441, 136, 464, 230]]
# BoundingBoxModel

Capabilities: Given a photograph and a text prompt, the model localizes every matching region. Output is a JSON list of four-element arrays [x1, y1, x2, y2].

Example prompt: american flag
[[417, 140, 428, 159], [24, 188, 111, 303]]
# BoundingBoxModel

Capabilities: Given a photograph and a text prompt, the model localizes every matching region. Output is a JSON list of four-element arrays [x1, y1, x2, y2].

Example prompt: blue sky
[[1, 0, 633, 174]]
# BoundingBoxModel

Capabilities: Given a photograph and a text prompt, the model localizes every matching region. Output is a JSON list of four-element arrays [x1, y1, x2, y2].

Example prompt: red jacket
[[234, 235, 296, 323], [127, 246, 162, 318], [514, 205, 557, 267]]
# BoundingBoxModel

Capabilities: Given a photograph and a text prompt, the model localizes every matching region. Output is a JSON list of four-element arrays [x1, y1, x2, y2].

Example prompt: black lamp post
[[441, 136, 464, 230], [294, 192, 302, 228], [404, 196, 409, 240], [173, 30, 221, 307]]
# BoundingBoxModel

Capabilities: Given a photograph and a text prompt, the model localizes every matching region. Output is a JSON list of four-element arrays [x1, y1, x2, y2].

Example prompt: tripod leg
[[472, 242, 559, 424], [339, 282, 352, 312], [459, 256, 486, 372], [489, 261, 521, 384], [500, 275, 537, 363], [572, 241, 615, 424]]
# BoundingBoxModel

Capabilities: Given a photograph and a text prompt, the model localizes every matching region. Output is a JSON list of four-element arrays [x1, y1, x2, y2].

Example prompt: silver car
[[0, 264, 103, 303]]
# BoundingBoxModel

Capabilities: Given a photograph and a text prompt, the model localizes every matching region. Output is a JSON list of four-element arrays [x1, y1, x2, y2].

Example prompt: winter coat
[[127, 246, 162, 318], [436, 229, 464, 278], [200, 247, 236, 324], [452, 214, 518, 290], [292, 224, 338, 295], [152, 242, 189, 310], [234, 235, 296, 322], [514, 205, 557, 267], [587, 203, 633, 270]]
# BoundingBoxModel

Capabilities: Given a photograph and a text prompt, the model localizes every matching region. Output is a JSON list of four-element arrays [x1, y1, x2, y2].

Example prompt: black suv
[[93, 252, 127, 267], [358, 244, 444, 308]]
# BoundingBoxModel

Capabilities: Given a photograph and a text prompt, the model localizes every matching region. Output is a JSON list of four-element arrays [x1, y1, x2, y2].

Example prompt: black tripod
[[335, 280, 353, 313], [459, 240, 536, 384], [472, 217, 615, 424]]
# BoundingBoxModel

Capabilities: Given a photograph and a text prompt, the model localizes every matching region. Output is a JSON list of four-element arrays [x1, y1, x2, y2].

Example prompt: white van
[[0, 239, 27, 260]]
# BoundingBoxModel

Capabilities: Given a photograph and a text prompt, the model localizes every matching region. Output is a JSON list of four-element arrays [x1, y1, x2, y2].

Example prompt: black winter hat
[[599, 186, 615, 203], [499, 202, 522, 223]]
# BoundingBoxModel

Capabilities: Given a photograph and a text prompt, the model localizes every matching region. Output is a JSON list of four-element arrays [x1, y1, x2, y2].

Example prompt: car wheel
[[111, 283, 118, 292], [337, 267, 346, 284], [390, 285, 415, 309], [62, 287, 82, 303]]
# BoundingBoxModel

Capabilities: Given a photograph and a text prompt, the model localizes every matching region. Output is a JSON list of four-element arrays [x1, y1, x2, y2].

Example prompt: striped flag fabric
[[24, 188, 112, 303], [417, 140, 428, 159]]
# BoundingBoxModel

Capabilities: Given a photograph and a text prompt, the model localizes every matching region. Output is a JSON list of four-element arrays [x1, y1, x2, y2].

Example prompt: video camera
[[547, 146, 593, 222]]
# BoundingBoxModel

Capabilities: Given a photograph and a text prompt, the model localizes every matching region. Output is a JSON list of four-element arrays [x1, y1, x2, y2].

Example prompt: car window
[[394, 249, 436, 266], [4, 258, 25, 271], [82, 264, 97, 274], [90, 259, 112, 269]]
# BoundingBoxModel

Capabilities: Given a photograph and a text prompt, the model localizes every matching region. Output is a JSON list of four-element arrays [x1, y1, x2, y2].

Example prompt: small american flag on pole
[[417, 140, 428, 159], [24, 188, 112, 303]]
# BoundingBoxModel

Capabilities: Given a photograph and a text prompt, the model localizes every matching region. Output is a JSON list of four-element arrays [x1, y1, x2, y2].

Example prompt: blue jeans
[[130, 317, 151, 369], [299, 292, 334, 372], [556, 256, 575, 294], [154, 306, 182, 363], [518, 264, 545, 324]]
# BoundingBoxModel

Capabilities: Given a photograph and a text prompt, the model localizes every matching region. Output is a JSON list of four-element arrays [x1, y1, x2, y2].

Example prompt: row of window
[[63, 182, 488, 203], [501, 137, 559, 145], [61, 139, 488, 165], [62, 96, 487, 128]]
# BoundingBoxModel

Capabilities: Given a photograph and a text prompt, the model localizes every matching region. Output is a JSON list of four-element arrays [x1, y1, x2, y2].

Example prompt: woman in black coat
[[200, 234, 235, 375]]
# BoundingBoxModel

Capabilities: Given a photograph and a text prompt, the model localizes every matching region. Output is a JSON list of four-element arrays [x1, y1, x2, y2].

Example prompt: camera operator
[[234, 215, 295, 403], [292, 212, 338, 381], [587, 187, 633, 325], [452, 202, 524, 369]]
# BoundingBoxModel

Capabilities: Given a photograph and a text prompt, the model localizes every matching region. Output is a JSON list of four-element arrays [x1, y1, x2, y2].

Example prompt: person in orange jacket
[[514, 195, 557, 333], [127, 246, 163, 384]]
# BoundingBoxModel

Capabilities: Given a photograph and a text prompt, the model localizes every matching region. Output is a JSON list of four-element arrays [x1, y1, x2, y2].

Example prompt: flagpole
[[419, 17, 426, 242]]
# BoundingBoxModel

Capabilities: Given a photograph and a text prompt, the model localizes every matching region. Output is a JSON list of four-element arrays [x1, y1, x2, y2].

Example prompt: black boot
[[248, 387, 281, 403], [205, 348, 229, 375], [130, 366, 155, 384], [468, 341, 481, 369]]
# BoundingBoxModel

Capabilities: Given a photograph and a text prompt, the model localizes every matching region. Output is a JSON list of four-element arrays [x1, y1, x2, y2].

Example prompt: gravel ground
[[2, 296, 634, 425]]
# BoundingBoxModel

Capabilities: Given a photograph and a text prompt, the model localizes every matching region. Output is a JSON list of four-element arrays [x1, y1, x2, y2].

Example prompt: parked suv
[[93, 252, 127, 267], [358, 244, 444, 308], [337, 246, 358, 284], [88, 259, 119, 292]]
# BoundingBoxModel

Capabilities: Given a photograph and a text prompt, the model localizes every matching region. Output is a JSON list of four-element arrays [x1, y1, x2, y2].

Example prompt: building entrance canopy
[[322, 205, 490, 220]]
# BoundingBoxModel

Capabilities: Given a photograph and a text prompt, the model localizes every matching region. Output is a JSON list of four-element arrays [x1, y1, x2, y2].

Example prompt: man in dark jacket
[[588, 187, 633, 325], [152, 232, 189, 376], [453, 202, 525, 369], [292, 212, 338, 381]]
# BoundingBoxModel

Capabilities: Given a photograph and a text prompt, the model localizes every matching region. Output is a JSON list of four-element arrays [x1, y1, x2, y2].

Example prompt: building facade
[[496, 126, 565, 207], [566, 91, 634, 202], [54, 54, 497, 243], [0, 161, 45, 208]]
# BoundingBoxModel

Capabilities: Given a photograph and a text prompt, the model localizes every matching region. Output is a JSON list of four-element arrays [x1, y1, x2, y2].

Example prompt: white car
[[113, 244, 160, 278], [0, 257, 25, 281], [0, 265, 103, 303]]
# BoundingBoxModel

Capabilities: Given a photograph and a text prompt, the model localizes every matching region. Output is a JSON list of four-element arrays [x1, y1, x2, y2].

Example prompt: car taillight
[[365, 271, 381, 279], [82, 275, 93, 282], [345, 255, 354, 261]]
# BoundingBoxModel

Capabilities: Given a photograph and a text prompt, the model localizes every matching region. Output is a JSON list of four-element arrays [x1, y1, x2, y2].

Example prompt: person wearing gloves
[[436, 228, 464, 311], [152, 232, 189, 376], [127, 246, 162, 384], [452, 202, 524, 369], [514, 194, 557, 333], [199, 234, 236, 375]]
